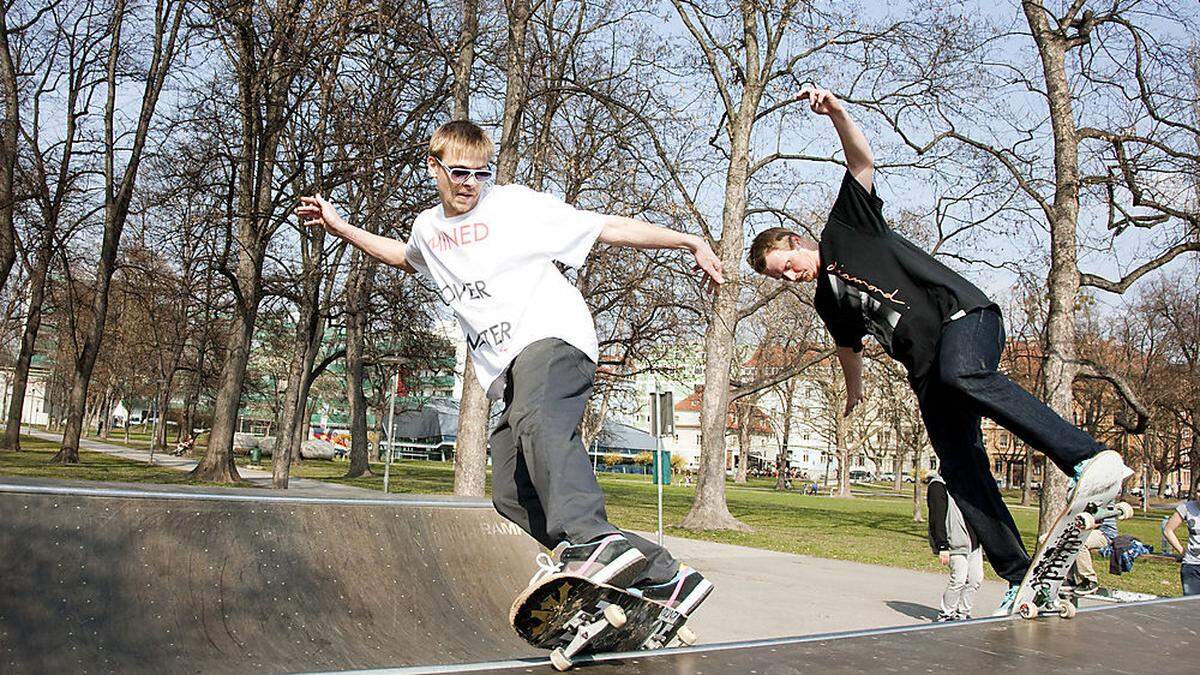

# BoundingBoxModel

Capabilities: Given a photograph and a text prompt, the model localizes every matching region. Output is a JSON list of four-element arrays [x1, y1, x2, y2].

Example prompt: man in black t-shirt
[[747, 87, 1125, 613]]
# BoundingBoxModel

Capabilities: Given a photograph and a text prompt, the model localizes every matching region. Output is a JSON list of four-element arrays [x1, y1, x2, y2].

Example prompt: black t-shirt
[[814, 171, 994, 380]]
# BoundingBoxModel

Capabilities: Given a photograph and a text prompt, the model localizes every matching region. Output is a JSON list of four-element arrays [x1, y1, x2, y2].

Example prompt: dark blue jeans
[[1182, 564, 1200, 596], [913, 308, 1105, 583]]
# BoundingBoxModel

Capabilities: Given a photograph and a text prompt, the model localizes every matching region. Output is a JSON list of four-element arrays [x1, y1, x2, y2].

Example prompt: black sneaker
[[934, 612, 956, 622], [633, 566, 714, 617], [541, 533, 648, 588], [1074, 580, 1099, 596]]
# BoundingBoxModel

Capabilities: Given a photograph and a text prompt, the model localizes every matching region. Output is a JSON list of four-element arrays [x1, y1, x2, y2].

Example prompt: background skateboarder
[[297, 120, 717, 616], [926, 473, 982, 621], [746, 86, 1129, 613], [1163, 498, 1200, 596]]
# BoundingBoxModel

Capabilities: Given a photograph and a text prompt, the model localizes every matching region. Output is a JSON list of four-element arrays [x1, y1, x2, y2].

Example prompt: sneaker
[[530, 533, 648, 588], [632, 566, 714, 617], [933, 612, 956, 622], [993, 583, 1020, 616], [1069, 450, 1134, 491], [1060, 579, 1077, 594], [1074, 580, 1099, 596]]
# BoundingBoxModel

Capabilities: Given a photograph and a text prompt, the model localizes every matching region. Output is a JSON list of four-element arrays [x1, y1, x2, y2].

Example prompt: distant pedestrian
[[1163, 498, 1200, 596], [927, 473, 982, 621]]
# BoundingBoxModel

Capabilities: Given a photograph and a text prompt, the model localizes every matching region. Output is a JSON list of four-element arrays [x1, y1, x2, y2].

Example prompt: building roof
[[674, 386, 772, 434]]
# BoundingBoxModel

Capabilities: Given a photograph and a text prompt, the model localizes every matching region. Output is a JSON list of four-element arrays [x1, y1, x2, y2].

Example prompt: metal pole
[[652, 386, 664, 547], [383, 369, 398, 493], [656, 435, 664, 547]]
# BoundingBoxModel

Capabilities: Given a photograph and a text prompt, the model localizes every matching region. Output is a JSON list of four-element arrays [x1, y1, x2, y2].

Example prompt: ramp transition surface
[[0, 477, 542, 673]]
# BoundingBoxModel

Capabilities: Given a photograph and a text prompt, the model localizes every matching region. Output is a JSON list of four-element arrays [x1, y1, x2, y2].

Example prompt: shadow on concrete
[[885, 600, 940, 621]]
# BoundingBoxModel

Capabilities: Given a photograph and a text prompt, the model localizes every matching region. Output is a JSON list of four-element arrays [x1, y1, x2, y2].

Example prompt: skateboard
[[509, 572, 697, 671], [1008, 450, 1134, 620]]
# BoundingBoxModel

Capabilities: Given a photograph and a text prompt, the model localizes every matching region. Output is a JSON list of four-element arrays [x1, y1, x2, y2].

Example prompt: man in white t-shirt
[[1164, 499, 1200, 596], [296, 120, 720, 617]]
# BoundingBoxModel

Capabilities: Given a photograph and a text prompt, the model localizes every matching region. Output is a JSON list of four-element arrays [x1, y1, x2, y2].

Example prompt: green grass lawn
[[0, 436, 253, 487], [2, 438, 1184, 598]]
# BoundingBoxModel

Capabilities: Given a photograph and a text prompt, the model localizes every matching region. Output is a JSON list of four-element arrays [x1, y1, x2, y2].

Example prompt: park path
[[21, 427, 372, 496]]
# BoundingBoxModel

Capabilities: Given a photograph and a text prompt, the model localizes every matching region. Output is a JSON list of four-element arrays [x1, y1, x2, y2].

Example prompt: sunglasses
[[434, 157, 494, 185]]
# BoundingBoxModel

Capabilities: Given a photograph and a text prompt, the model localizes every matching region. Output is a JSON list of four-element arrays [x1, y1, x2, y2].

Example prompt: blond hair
[[429, 120, 495, 162]]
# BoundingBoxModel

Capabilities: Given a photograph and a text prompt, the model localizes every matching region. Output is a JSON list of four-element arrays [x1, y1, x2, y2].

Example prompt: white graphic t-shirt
[[1175, 500, 1200, 565], [404, 184, 605, 399]]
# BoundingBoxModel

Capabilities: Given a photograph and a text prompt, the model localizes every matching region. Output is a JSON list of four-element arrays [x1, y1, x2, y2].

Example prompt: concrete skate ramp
[[0, 477, 542, 673]]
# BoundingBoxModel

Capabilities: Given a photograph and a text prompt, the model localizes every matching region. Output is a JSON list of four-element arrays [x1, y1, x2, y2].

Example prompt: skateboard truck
[[1075, 501, 1134, 530], [550, 603, 628, 671]]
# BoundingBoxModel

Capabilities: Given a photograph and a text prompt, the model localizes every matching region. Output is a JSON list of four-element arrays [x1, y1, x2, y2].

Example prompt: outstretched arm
[[798, 87, 874, 191], [598, 215, 724, 292], [296, 195, 416, 273], [836, 345, 866, 417]]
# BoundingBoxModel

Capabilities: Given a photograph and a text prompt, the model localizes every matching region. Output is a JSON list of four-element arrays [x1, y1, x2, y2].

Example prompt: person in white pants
[[927, 474, 983, 621]]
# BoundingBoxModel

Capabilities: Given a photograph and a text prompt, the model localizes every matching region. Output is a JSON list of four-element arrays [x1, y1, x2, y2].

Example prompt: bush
[[602, 453, 623, 468], [633, 452, 653, 467]]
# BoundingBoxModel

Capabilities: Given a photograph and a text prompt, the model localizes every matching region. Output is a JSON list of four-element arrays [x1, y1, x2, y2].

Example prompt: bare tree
[[53, 0, 188, 463], [192, 1, 334, 482], [3, 1, 107, 450], [857, 0, 1198, 533]]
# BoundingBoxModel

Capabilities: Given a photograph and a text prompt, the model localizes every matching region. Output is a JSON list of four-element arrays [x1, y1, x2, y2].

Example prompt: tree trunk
[[271, 286, 323, 488], [1189, 428, 1200, 500], [892, 450, 905, 492], [1023, 1, 1084, 536], [734, 403, 750, 484], [192, 7, 289, 483], [343, 252, 372, 478], [1022, 448, 1033, 506], [0, 10, 20, 295], [449, 0, 477, 121], [53, 0, 182, 464], [451, 0, 524, 499], [912, 443, 925, 523], [2, 239, 53, 451], [832, 402, 854, 498], [775, 391, 793, 491], [682, 107, 756, 531]]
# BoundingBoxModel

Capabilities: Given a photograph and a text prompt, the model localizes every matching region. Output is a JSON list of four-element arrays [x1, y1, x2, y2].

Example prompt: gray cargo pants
[[489, 338, 678, 585]]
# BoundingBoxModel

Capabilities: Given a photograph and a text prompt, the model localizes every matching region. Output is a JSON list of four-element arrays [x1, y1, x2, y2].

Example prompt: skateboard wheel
[[677, 626, 697, 646], [1076, 512, 1096, 530], [1059, 602, 1077, 619], [550, 648, 573, 671], [1018, 602, 1038, 619], [1116, 502, 1134, 519], [603, 604, 627, 629]]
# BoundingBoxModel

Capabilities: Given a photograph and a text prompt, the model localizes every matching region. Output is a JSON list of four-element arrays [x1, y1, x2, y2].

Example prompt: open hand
[[939, 551, 951, 567], [690, 238, 725, 294], [843, 379, 866, 417], [796, 87, 845, 117], [295, 194, 348, 236]]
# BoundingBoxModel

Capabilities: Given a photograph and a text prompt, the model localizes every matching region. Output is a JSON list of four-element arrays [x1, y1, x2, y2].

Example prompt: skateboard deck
[[510, 572, 695, 671], [1008, 450, 1133, 619]]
